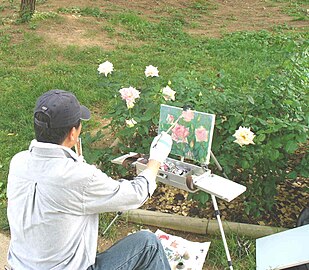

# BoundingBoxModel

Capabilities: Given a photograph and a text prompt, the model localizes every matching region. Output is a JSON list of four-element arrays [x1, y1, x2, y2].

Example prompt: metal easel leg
[[102, 211, 123, 236], [210, 151, 229, 179], [209, 151, 233, 269], [211, 194, 233, 270]]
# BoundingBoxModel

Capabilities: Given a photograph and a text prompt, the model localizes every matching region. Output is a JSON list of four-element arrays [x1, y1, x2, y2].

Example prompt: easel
[[110, 150, 246, 270], [87, 104, 247, 269]]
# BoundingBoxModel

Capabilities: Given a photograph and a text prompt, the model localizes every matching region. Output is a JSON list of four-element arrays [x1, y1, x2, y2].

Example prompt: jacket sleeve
[[82, 165, 157, 215]]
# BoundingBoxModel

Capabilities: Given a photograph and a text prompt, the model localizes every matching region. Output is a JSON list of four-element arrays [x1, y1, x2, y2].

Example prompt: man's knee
[[133, 231, 160, 247]]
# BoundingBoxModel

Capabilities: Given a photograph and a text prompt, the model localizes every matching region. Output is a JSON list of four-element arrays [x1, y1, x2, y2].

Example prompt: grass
[[0, 0, 308, 268], [207, 232, 256, 269]]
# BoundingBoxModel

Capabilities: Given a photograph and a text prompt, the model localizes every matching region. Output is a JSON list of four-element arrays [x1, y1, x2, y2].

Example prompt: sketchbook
[[155, 229, 211, 270]]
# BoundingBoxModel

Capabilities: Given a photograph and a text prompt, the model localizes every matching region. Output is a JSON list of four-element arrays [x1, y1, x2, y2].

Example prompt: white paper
[[155, 229, 211, 270]]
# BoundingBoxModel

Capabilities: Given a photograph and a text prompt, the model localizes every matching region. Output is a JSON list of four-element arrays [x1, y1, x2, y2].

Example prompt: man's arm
[[82, 132, 173, 214], [145, 159, 161, 178]]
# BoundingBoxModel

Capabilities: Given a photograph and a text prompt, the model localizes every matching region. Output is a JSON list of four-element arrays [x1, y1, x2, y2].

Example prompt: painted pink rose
[[195, 126, 209, 142], [166, 114, 174, 124], [172, 123, 189, 143], [182, 110, 194, 122]]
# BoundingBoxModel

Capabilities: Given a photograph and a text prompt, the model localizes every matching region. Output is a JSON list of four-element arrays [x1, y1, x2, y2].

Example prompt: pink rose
[[172, 123, 189, 143], [166, 114, 174, 124], [195, 126, 209, 142], [182, 110, 194, 122], [119, 87, 140, 109]]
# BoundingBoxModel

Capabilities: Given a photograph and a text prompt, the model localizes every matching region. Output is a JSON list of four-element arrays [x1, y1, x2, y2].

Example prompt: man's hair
[[34, 112, 81, 145]]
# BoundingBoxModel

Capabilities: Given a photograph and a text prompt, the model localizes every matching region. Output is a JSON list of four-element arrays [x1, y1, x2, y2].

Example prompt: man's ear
[[68, 127, 77, 142]]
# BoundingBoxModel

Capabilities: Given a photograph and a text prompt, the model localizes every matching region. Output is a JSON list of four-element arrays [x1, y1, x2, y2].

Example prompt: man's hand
[[149, 132, 173, 164]]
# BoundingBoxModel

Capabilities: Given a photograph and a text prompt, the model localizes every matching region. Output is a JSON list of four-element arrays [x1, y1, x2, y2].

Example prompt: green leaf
[[256, 133, 266, 142], [241, 160, 250, 169], [286, 171, 297, 179], [269, 149, 279, 161], [285, 141, 298, 153], [198, 192, 209, 205], [271, 140, 282, 148], [142, 125, 149, 134], [247, 95, 255, 104]]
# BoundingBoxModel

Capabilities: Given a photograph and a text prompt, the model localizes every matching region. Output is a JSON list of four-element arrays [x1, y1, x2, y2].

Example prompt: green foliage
[[99, 31, 308, 217], [190, 0, 218, 13], [30, 11, 59, 21], [58, 6, 108, 18]]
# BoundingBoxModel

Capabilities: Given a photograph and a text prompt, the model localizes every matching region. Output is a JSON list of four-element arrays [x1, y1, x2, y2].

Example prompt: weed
[[58, 6, 108, 19], [31, 11, 59, 21], [271, 0, 309, 20], [102, 25, 115, 35], [190, 0, 218, 13]]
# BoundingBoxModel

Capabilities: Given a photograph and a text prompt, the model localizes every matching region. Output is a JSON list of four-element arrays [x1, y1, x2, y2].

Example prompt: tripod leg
[[210, 151, 229, 179], [211, 194, 233, 270], [102, 211, 123, 236]]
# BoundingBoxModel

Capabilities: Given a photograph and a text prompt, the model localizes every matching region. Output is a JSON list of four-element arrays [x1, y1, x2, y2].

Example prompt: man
[[7, 89, 173, 270]]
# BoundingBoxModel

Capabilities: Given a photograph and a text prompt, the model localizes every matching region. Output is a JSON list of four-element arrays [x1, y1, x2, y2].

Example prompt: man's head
[[34, 90, 91, 146]]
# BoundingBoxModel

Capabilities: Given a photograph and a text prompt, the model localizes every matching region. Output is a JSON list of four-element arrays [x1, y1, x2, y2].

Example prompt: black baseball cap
[[34, 90, 91, 128]]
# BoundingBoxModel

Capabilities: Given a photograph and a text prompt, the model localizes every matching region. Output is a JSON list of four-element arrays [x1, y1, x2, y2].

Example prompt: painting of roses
[[158, 104, 215, 164]]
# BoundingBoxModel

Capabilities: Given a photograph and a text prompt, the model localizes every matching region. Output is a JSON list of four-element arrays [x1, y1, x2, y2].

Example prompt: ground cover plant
[[0, 0, 308, 269]]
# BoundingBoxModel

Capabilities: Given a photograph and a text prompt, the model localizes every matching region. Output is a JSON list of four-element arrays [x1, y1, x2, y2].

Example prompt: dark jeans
[[87, 231, 171, 270]]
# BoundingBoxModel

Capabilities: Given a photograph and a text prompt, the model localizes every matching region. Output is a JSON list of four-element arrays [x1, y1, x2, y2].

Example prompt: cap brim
[[80, 105, 91, 121]]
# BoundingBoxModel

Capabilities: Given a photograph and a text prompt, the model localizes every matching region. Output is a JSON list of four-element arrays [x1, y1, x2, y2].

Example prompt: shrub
[[95, 40, 308, 218]]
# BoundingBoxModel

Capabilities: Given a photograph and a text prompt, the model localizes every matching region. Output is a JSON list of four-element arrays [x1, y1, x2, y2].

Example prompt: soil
[[1, 0, 308, 46], [1, 0, 308, 263]]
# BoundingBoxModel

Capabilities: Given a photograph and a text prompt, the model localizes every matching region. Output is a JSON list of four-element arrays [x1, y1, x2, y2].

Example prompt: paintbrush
[[152, 105, 192, 148]]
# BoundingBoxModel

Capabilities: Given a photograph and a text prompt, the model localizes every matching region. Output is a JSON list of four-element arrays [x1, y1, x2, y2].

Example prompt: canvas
[[158, 104, 215, 165]]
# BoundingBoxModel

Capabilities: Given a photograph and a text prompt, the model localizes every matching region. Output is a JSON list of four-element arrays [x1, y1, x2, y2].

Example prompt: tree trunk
[[20, 0, 36, 22]]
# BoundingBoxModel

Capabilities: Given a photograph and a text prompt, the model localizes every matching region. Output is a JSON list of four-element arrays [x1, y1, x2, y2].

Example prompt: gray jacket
[[7, 140, 156, 270]]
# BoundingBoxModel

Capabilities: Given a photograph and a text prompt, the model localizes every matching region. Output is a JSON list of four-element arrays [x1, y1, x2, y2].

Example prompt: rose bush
[[96, 50, 308, 217]]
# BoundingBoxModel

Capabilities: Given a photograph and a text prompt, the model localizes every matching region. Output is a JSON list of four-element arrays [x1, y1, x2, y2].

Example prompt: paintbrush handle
[[75, 138, 82, 156], [152, 115, 181, 148], [166, 115, 182, 134]]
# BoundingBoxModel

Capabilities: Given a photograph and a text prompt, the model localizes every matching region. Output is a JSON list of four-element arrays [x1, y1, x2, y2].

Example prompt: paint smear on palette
[[158, 104, 215, 165], [155, 229, 211, 270]]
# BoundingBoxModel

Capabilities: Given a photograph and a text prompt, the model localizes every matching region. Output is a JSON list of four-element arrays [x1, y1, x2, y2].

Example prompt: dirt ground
[[1, 0, 308, 46]]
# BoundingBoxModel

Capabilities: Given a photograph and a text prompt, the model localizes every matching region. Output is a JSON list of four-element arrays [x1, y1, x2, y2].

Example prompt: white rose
[[145, 65, 159, 77], [162, 86, 176, 101], [98, 61, 114, 77], [125, 118, 137, 128], [233, 126, 255, 146]]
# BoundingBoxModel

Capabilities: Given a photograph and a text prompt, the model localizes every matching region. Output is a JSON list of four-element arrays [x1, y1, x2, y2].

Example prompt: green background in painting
[[158, 104, 215, 164]]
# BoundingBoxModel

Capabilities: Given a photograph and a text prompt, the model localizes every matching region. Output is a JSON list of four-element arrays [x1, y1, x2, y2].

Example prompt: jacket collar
[[29, 140, 79, 161]]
